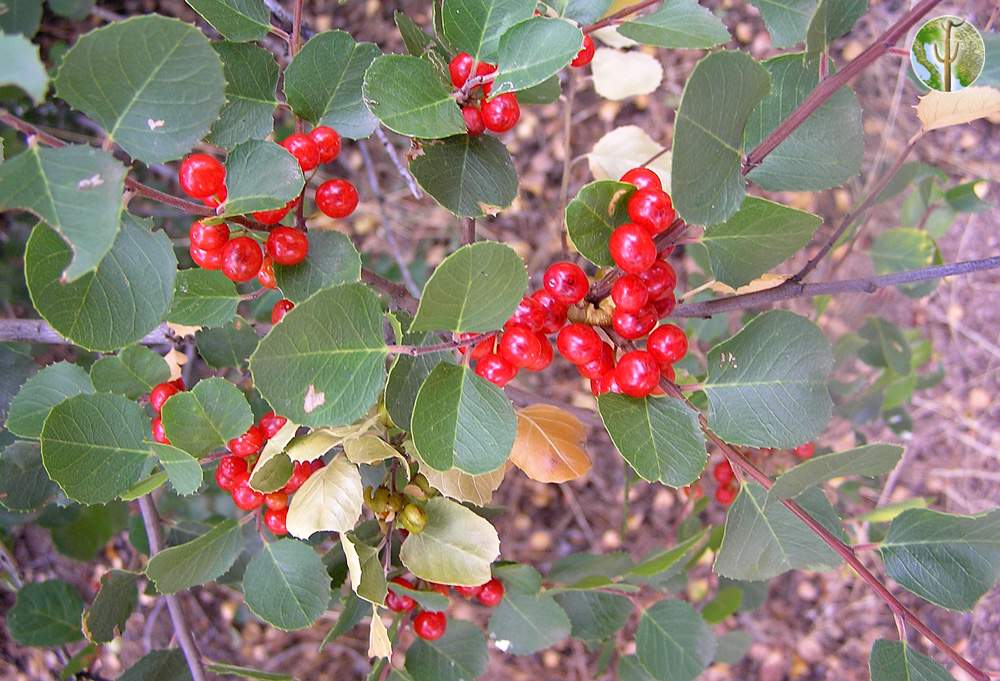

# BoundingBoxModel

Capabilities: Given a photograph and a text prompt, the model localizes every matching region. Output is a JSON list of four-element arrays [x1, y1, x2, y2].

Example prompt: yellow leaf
[[591, 48, 662, 101], [690, 273, 789, 298], [162, 347, 188, 382], [407, 442, 506, 505], [344, 435, 410, 479], [917, 86, 1000, 132], [589, 125, 671, 191], [510, 404, 592, 483], [368, 606, 392, 659], [285, 456, 363, 539]]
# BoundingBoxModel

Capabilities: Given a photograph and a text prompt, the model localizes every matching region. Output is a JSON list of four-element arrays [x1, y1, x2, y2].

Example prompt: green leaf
[[744, 54, 863, 191], [82, 569, 140, 644], [405, 619, 488, 681], [150, 443, 204, 496], [40, 393, 149, 505], [120, 471, 168, 501], [411, 242, 527, 332], [411, 362, 516, 474], [120, 649, 192, 681], [26, 216, 177, 352], [565, 180, 634, 267], [388, 580, 450, 611], [555, 591, 633, 642], [441, 0, 535, 61], [619, 655, 655, 681], [205, 662, 294, 681], [629, 531, 706, 578], [208, 42, 278, 149], [944, 180, 990, 213], [222, 139, 305, 216], [250, 283, 388, 428], [274, 229, 361, 303], [771, 443, 902, 499], [395, 10, 437, 56], [46, 502, 128, 560], [0, 343, 36, 423], [715, 629, 753, 664], [488, 592, 570, 655], [703, 310, 833, 448], [598, 394, 707, 488], [146, 519, 244, 594], [636, 600, 715, 681], [409, 135, 518, 217], [702, 197, 822, 288], [0, 145, 126, 282], [363, 55, 465, 139], [286, 456, 364, 539], [185, 0, 269, 42], [244, 539, 332, 630], [342, 531, 387, 605], [248, 449, 292, 494], [544, 0, 612, 23], [855, 497, 928, 524], [0, 0, 42, 36], [805, 0, 866, 57], [548, 552, 634, 585], [491, 17, 582, 96], [715, 484, 843, 580], [0, 33, 48, 102], [748, 0, 817, 48], [0, 441, 56, 512], [870, 228, 939, 299], [320, 591, 366, 648], [671, 51, 770, 225], [868, 640, 956, 681], [618, 0, 730, 49], [7, 361, 94, 439], [517, 74, 561, 104], [7, 580, 83, 647], [168, 269, 240, 327], [878, 508, 1000, 611], [90, 345, 170, 400], [701, 586, 742, 623], [386, 328, 451, 431], [399, 497, 500, 586], [857, 317, 911, 374], [195, 318, 259, 369], [160, 377, 253, 457], [54, 15, 225, 164]]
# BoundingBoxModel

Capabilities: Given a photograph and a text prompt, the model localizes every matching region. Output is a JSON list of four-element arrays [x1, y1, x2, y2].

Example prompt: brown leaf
[[510, 405, 591, 483]]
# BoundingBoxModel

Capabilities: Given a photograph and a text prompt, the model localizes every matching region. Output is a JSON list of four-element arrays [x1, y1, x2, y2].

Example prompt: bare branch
[[375, 127, 423, 200]]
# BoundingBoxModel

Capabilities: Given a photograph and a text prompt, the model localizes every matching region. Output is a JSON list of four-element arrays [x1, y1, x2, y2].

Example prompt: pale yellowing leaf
[[286, 409, 383, 463], [588, 125, 671, 192], [344, 435, 409, 478], [591, 26, 638, 49], [408, 442, 506, 505], [693, 273, 790, 298], [917, 87, 1000, 132], [399, 497, 500, 586], [591, 48, 662, 100], [511, 405, 591, 483], [368, 607, 391, 659], [257, 419, 299, 461], [285, 456, 363, 539]]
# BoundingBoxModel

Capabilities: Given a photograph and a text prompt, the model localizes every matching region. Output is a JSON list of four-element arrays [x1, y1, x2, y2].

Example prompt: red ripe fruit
[[427, 583, 451, 597], [627, 189, 675, 235], [480, 93, 520, 133], [499, 325, 543, 368], [449, 51, 475, 87], [612, 306, 656, 340], [652, 292, 676, 319], [257, 257, 276, 289], [530, 290, 568, 333], [639, 260, 677, 300], [794, 442, 816, 459], [475, 352, 517, 387], [647, 324, 688, 364], [232, 483, 265, 511], [221, 237, 264, 283], [265, 491, 289, 511], [715, 483, 738, 505], [508, 295, 547, 332], [609, 224, 657, 274], [190, 243, 224, 270], [282, 462, 311, 494], [219, 455, 248, 479], [590, 371, 616, 396], [201, 186, 227, 209], [309, 126, 341, 164], [281, 132, 320, 172], [178, 154, 226, 199], [264, 508, 288, 535], [413, 611, 447, 641], [149, 382, 180, 413], [577, 342, 615, 379], [214, 465, 237, 492], [712, 461, 735, 485], [457, 333, 495, 360], [557, 323, 602, 365], [316, 179, 359, 218], [228, 424, 265, 457], [476, 578, 504, 607], [387, 578, 418, 612], [611, 274, 649, 313], [614, 350, 659, 398], [682, 483, 703, 501], [151, 416, 170, 444], [259, 411, 288, 438], [620, 167, 662, 192], [189, 220, 229, 251], [524, 333, 553, 372], [570, 34, 596, 68], [271, 298, 295, 324], [661, 363, 676, 384], [543, 261, 589, 305], [462, 106, 485, 136], [454, 584, 483, 599], [475, 62, 497, 95], [266, 226, 309, 266], [252, 204, 292, 225]]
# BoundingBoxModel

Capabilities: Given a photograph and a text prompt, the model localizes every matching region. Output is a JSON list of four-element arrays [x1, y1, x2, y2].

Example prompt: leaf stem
[[385, 331, 494, 356]]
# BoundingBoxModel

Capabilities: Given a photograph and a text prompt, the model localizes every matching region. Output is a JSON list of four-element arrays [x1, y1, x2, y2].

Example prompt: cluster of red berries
[[711, 460, 738, 505], [449, 53, 520, 135], [188, 218, 309, 285], [386, 576, 505, 641], [148, 378, 186, 447]]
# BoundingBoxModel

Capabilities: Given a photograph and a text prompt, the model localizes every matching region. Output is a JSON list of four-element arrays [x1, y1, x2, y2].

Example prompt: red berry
[[258, 257, 276, 289], [612, 306, 656, 340], [529, 290, 568, 333], [627, 189, 675, 235], [253, 204, 292, 225], [577, 342, 615, 379], [266, 226, 309, 266], [682, 483, 703, 501], [475, 353, 517, 387], [309, 126, 341, 164], [476, 578, 504, 607], [219, 455, 248, 479], [263, 507, 288, 535], [614, 350, 659, 398], [557, 323, 602, 365], [316, 179, 359, 219], [169, 378, 186, 391], [590, 371, 616, 396], [214, 466, 237, 492], [462, 106, 485, 136], [609, 224, 657, 274], [454, 584, 483, 599], [259, 411, 288, 438], [647, 324, 687, 365], [190, 243, 224, 270], [475, 62, 497, 95], [271, 298, 295, 324], [151, 416, 170, 444], [639, 261, 677, 300], [282, 463, 311, 494], [660, 363, 676, 384], [202, 186, 227, 209], [232, 482, 265, 511], [611, 274, 649, 313], [507, 296, 547, 332], [794, 443, 816, 459], [387, 584, 417, 613], [281, 133, 320, 172], [413, 611, 447, 641], [427, 583, 451, 597], [543, 261, 589, 305], [620, 167, 662, 192], [221, 236, 264, 283], [189, 220, 229, 251], [524, 333, 553, 372], [499, 325, 543, 369], [449, 52, 475, 87], [652, 292, 677, 319], [456, 333, 495, 360], [149, 382, 180, 413], [178, 154, 225, 199], [228, 425, 265, 457], [715, 483, 738, 505], [570, 34, 596, 68], [712, 461, 735, 485], [480, 93, 520, 133], [265, 491, 289, 511]]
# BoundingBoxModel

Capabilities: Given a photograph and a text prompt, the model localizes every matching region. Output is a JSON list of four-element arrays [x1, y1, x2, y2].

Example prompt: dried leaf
[[917, 87, 1000, 132], [368, 606, 392, 659], [510, 404, 592, 483], [588, 125, 671, 191], [591, 48, 662, 100]]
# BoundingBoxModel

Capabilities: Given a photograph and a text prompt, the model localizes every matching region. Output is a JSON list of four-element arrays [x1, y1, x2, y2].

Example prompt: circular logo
[[910, 16, 986, 92]]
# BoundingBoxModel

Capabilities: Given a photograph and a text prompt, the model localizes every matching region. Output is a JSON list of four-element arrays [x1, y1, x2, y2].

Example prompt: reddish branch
[[582, 0, 660, 33]]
